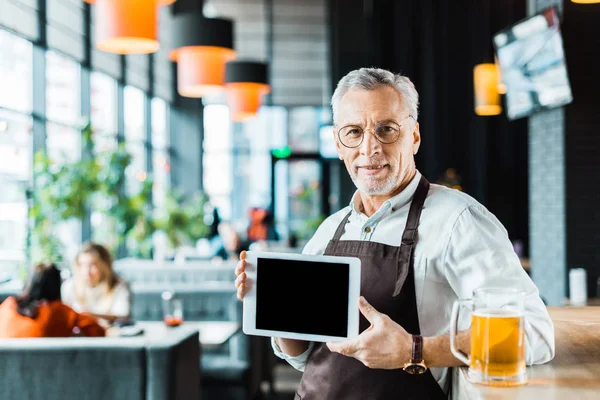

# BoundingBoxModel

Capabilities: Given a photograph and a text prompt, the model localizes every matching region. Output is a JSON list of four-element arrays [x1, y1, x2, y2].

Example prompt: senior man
[[235, 67, 554, 399]]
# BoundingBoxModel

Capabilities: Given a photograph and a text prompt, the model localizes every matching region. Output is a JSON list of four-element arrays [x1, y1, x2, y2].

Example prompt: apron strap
[[332, 211, 353, 241], [325, 211, 352, 254], [393, 175, 430, 297]]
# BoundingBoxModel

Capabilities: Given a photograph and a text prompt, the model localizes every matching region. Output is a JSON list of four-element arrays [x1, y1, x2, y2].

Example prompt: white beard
[[350, 167, 399, 195]]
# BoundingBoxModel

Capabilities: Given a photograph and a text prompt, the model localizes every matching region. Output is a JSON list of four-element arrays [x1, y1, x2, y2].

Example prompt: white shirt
[[61, 279, 132, 318], [272, 170, 555, 392]]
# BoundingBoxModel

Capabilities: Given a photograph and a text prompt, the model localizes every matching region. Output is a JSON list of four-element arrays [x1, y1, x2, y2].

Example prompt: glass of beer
[[450, 287, 527, 387]]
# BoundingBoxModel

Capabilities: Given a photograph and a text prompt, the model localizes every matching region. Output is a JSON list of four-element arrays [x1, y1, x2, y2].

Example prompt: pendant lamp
[[170, 15, 236, 98], [474, 63, 502, 116], [84, 0, 175, 55], [225, 61, 270, 122]]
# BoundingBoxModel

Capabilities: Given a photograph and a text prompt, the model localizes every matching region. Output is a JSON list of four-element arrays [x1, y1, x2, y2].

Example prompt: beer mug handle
[[450, 299, 472, 366]]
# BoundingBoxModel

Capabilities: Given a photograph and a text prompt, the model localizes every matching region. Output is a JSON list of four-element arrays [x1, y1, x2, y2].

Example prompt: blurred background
[[0, 0, 598, 399]]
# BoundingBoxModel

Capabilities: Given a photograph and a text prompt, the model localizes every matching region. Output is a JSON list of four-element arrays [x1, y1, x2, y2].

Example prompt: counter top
[[453, 306, 600, 400]]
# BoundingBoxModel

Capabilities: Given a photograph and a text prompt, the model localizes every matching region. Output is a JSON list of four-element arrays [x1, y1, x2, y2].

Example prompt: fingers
[[234, 259, 247, 276], [236, 278, 253, 300], [237, 282, 245, 300], [235, 252, 250, 300], [234, 272, 246, 288], [358, 296, 383, 324]]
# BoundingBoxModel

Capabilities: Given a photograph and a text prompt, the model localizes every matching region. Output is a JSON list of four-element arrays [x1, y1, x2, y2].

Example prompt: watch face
[[404, 364, 427, 375]]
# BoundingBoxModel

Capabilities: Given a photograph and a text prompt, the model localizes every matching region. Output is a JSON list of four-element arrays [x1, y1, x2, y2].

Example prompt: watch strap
[[411, 334, 423, 362]]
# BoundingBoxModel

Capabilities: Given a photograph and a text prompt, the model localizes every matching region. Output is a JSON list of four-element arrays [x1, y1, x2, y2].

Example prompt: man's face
[[334, 86, 421, 196]]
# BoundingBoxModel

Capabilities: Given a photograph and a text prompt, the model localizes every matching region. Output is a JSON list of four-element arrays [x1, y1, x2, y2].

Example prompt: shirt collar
[[349, 170, 422, 216]]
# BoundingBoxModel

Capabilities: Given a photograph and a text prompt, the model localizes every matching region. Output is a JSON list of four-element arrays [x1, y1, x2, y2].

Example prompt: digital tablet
[[242, 251, 361, 342]]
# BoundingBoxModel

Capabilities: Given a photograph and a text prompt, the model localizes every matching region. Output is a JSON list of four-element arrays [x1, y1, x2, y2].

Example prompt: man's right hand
[[234, 250, 250, 300], [234, 250, 310, 357]]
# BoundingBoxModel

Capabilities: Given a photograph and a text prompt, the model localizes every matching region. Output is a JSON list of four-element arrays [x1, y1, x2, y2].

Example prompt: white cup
[[569, 268, 587, 306]]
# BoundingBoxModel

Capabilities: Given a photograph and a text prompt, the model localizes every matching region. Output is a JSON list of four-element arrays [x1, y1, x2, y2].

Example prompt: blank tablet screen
[[256, 257, 350, 337]]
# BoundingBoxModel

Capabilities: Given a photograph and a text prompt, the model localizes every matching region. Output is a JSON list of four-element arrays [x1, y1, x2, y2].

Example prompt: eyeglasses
[[336, 116, 415, 148]]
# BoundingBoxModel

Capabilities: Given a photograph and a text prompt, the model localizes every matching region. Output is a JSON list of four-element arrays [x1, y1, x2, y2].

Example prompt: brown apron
[[295, 176, 448, 399]]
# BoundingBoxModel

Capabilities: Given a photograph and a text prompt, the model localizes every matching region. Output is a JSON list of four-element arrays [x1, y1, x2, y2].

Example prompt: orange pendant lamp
[[225, 61, 270, 122], [170, 15, 236, 98], [474, 63, 502, 116], [84, 0, 175, 54]]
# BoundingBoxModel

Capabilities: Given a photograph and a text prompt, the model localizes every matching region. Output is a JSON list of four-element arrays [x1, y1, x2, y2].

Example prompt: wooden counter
[[453, 306, 600, 400]]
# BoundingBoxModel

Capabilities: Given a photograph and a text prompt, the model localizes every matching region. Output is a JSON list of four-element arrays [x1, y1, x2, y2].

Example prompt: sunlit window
[[46, 51, 81, 164], [124, 86, 146, 195], [203, 105, 233, 220], [45, 51, 82, 263], [90, 72, 119, 249], [0, 29, 32, 114], [0, 29, 33, 276], [151, 97, 170, 210], [0, 110, 32, 275], [91, 72, 118, 152]]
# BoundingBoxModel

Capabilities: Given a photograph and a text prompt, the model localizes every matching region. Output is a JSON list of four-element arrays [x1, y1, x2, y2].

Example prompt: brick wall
[[527, 0, 566, 305], [528, 108, 566, 305]]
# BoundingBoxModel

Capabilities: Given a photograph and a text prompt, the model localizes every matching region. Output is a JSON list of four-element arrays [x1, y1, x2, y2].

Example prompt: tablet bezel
[[242, 251, 361, 342]]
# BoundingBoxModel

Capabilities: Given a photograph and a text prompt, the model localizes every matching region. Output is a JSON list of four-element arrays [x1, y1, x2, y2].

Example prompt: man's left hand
[[326, 296, 412, 369]]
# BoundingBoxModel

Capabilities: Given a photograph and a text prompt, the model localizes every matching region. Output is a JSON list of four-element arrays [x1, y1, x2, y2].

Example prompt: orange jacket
[[0, 297, 105, 338]]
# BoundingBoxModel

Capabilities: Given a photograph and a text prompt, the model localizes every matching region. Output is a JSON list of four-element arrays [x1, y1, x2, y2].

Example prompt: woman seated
[[62, 242, 131, 327], [0, 263, 105, 338]]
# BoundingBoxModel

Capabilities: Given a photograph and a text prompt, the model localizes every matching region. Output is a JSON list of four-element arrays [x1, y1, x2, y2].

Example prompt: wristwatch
[[402, 335, 428, 375]]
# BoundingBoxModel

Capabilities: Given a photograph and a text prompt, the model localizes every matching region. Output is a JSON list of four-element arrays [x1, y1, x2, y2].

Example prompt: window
[[151, 97, 170, 210], [203, 105, 287, 234], [124, 86, 147, 195], [275, 107, 330, 240], [91, 72, 118, 152], [0, 29, 32, 114], [90, 72, 118, 249], [203, 105, 233, 220], [289, 107, 320, 153], [241, 106, 287, 211], [0, 30, 32, 276], [46, 51, 81, 164], [45, 51, 82, 263], [0, 110, 32, 275]]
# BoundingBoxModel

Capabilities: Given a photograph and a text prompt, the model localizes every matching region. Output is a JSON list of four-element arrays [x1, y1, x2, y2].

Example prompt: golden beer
[[470, 308, 525, 379]]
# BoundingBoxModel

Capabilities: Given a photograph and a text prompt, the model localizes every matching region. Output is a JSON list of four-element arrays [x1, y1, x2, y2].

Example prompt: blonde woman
[[61, 243, 131, 326]]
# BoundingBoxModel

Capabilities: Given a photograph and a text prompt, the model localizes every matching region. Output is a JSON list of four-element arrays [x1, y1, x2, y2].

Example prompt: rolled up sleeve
[[271, 338, 315, 372]]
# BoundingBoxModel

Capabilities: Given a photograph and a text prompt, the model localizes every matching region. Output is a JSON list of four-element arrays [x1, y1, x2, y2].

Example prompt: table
[[134, 321, 241, 349], [453, 306, 600, 399]]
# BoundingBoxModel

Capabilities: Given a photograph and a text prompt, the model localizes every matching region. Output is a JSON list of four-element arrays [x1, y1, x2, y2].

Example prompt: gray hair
[[331, 68, 419, 125]]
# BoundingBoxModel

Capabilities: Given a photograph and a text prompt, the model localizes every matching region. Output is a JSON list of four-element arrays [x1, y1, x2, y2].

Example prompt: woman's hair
[[16, 263, 62, 318], [75, 242, 119, 290]]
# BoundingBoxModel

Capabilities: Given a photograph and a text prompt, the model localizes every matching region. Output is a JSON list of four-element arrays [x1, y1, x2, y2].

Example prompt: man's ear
[[412, 122, 421, 155]]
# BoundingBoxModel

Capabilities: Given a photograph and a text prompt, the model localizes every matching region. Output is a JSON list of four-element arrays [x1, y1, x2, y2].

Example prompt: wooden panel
[[47, 24, 85, 61], [0, 0, 40, 41], [272, 0, 328, 106], [47, 0, 85, 35]]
